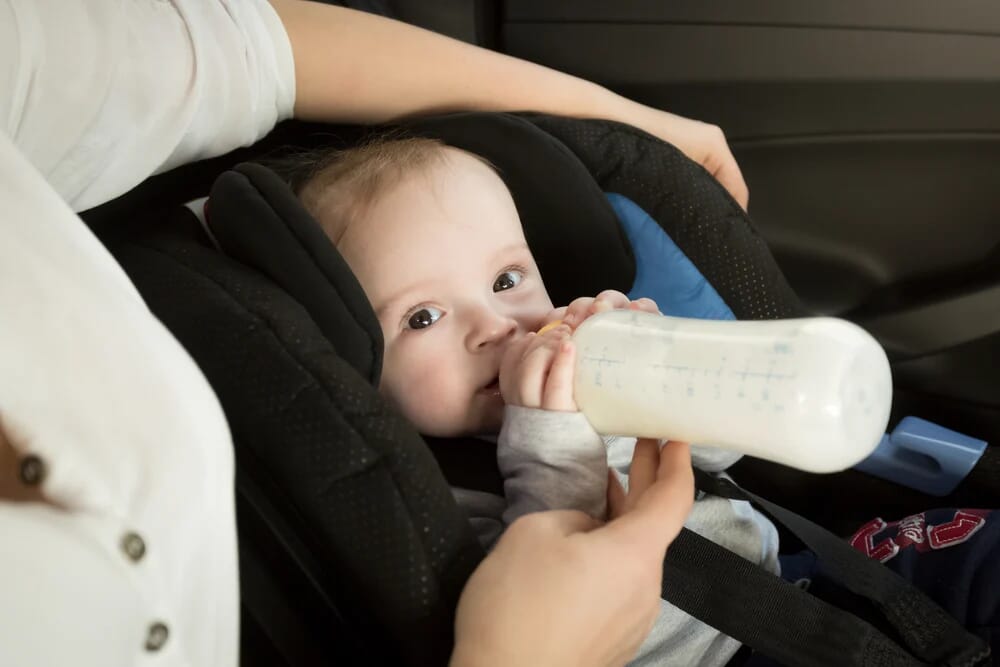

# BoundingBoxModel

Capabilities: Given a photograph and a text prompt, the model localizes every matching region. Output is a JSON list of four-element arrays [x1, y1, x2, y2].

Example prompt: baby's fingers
[[562, 296, 595, 329], [512, 342, 555, 408], [562, 290, 631, 329], [542, 339, 577, 412], [506, 329, 568, 408], [593, 289, 631, 313], [629, 297, 661, 315]]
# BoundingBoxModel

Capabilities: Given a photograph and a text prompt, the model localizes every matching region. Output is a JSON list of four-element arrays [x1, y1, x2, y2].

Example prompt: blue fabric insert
[[606, 193, 735, 321]]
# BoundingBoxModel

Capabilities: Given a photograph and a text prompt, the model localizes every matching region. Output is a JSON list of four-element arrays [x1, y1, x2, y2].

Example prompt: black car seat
[[89, 112, 993, 666]]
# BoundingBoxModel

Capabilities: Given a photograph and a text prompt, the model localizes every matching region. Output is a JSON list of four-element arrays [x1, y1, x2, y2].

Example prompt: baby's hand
[[547, 289, 660, 331], [499, 324, 577, 411], [500, 291, 660, 411]]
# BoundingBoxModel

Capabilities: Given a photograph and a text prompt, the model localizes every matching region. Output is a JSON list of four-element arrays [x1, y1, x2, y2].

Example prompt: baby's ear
[[207, 162, 384, 386]]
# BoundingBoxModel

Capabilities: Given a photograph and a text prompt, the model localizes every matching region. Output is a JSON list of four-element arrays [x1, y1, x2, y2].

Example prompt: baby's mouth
[[479, 376, 501, 396]]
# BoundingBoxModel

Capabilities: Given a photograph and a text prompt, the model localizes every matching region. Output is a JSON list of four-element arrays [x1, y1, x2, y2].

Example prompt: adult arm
[[270, 0, 748, 208], [3, 0, 745, 210], [2, 0, 294, 211]]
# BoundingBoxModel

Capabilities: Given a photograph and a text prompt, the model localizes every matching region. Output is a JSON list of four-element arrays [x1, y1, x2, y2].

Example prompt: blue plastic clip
[[854, 416, 988, 496]]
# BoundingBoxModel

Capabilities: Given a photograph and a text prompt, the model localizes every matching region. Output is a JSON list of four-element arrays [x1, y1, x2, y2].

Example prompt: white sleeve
[[0, 0, 296, 212], [0, 126, 239, 665]]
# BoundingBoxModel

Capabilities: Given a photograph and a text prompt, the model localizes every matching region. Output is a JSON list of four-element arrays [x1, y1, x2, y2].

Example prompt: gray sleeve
[[497, 406, 608, 525]]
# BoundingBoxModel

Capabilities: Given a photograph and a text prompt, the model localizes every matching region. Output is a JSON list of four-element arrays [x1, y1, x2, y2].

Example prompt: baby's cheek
[[400, 387, 447, 430], [382, 362, 468, 437]]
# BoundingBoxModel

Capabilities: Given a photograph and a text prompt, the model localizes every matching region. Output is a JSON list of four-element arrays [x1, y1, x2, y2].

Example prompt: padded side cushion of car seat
[[113, 211, 483, 665], [607, 193, 736, 321], [525, 113, 806, 321], [208, 164, 384, 385]]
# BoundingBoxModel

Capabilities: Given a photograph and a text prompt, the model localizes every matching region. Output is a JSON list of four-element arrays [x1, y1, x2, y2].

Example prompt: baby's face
[[338, 148, 554, 436]]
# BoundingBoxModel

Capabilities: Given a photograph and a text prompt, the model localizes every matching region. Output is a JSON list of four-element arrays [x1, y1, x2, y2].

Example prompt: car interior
[[80, 2, 1000, 665], [435, 0, 1000, 528]]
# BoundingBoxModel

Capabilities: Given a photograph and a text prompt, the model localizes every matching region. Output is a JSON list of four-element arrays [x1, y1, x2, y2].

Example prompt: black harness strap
[[659, 470, 991, 667], [664, 527, 926, 666]]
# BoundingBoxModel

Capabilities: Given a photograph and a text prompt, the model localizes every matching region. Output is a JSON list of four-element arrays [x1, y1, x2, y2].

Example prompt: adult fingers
[[715, 158, 749, 211], [625, 438, 660, 502], [706, 137, 749, 210], [607, 469, 627, 519], [508, 507, 603, 539], [602, 441, 694, 554]]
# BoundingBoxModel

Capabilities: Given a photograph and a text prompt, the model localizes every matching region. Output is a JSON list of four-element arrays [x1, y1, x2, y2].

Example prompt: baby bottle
[[571, 310, 893, 473]]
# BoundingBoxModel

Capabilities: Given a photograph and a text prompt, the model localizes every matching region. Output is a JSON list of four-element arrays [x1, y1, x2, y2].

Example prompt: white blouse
[[0, 0, 295, 664]]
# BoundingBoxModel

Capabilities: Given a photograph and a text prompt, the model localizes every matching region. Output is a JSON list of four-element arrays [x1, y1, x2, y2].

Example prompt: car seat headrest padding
[[526, 114, 805, 320], [208, 164, 384, 385]]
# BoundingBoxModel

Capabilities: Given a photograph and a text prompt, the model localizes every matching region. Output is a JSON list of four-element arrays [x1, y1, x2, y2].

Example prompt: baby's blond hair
[[297, 135, 457, 245]]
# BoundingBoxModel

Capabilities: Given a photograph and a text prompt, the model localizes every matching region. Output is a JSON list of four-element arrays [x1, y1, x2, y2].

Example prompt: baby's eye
[[406, 306, 443, 330], [493, 269, 524, 292]]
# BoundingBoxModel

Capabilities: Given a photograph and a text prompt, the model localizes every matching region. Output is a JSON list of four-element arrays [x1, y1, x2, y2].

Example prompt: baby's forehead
[[355, 223, 535, 310], [338, 146, 532, 281], [360, 155, 521, 232]]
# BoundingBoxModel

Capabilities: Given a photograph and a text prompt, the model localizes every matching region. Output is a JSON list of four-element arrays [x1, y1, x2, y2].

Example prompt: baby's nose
[[468, 312, 517, 351]]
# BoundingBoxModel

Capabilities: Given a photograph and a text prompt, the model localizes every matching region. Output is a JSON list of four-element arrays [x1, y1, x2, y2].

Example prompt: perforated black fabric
[[525, 114, 807, 321], [210, 164, 385, 385], [114, 212, 482, 666]]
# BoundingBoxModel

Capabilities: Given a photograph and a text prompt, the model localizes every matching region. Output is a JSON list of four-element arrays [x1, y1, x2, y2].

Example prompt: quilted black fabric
[[209, 164, 384, 385]]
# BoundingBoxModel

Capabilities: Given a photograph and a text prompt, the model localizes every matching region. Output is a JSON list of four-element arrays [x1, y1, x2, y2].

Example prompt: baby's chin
[[406, 392, 507, 439], [450, 415, 505, 439], [411, 410, 502, 440], [442, 406, 505, 439], [473, 398, 506, 436]]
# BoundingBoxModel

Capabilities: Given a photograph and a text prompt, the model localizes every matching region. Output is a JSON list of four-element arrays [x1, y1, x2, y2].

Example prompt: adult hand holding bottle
[[451, 439, 693, 667]]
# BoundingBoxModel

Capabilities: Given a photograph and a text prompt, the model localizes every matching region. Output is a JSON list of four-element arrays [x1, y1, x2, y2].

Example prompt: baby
[[296, 135, 778, 667]]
